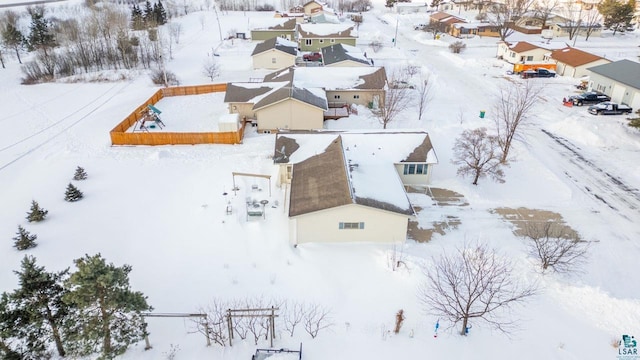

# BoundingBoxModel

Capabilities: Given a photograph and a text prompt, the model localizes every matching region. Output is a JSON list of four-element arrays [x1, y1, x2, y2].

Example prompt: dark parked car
[[587, 102, 633, 115], [520, 68, 556, 78], [569, 92, 610, 106], [303, 52, 321, 62]]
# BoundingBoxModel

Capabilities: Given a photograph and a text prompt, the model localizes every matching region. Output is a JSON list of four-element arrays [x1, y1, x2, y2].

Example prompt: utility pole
[[394, 17, 399, 47]]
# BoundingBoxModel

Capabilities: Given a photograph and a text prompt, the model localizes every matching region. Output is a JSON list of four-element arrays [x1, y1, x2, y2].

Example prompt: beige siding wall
[[303, 3, 323, 15], [570, 59, 609, 78], [253, 50, 296, 70], [325, 90, 383, 107], [257, 99, 324, 130], [290, 204, 409, 244], [228, 103, 256, 119], [395, 163, 433, 185]]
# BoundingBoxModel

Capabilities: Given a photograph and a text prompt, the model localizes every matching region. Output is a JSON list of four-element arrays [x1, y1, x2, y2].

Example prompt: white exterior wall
[[257, 99, 324, 130], [589, 72, 640, 108], [395, 163, 433, 185], [289, 204, 410, 244], [556, 59, 609, 78], [252, 50, 296, 70], [325, 90, 384, 107], [497, 43, 549, 64]]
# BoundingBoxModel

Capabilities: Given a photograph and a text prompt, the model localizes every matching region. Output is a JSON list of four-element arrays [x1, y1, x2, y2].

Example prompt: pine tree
[[131, 4, 145, 30], [64, 183, 83, 202], [154, 1, 168, 25], [26, 8, 55, 54], [143, 0, 155, 26], [0, 293, 24, 360], [4, 256, 73, 358], [73, 166, 88, 181], [1, 23, 25, 64], [13, 225, 37, 250], [598, 0, 634, 35], [64, 254, 152, 359], [26, 200, 48, 222]]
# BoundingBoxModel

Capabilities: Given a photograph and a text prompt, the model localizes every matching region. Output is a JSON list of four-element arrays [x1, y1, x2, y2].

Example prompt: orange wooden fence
[[109, 83, 243, 146]]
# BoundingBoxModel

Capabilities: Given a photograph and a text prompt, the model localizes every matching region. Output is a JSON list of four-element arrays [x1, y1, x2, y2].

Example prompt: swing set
[[134, 104, 166, 132]]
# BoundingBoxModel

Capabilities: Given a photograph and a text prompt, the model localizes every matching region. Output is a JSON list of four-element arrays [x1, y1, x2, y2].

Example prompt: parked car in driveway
[[303, 52, 322, 62], [569, 92, 611, 106], [520, 68, 556, 78], [587, 102, 633, 115]]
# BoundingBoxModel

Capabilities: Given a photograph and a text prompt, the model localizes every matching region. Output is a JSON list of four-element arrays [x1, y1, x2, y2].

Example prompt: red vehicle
[[303, 52, 321, 62]]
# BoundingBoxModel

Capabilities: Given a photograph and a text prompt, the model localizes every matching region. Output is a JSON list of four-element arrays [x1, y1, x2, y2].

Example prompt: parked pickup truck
[[569, 92, 611, 106], [520, 69, 556, 78], [587, 102, 633, 115], [302, 52, 321, 62]]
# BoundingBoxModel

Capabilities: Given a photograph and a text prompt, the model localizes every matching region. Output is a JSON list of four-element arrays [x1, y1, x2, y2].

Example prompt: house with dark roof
[[551, 22, 602, 38], [496, 41, 567, 64], [545, 47, 609, 78], [302, 0, 324, 15], [273, 131, 438, 245], [251, 37, 298, 70], [250, 18, 297, 41], [587, 59, 640, 109], [297, 23, 356, 51], [321, 43, 373, 67]]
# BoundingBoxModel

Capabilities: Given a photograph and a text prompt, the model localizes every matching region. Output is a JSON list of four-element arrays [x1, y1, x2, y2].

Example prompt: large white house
[[273, 131, 438, 245]]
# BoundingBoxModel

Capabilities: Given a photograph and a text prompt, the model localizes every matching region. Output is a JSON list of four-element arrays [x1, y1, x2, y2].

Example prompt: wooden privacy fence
[[110, 83, 246, 146]]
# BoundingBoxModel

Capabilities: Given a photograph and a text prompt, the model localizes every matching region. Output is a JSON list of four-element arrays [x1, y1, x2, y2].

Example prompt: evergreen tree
[[26, 200, 48, 222], [13, 226, 37, 251], [598, 0, 634, 35], [64, 183, 83, 202], [26, 8, 55, 54], [5, 256, 72, 358], [64, 254, 152, 359], [131, 4, 145, 30], [1, 23, 25, 64], [154, 1, 168, 25], [143, 0, 155, 26], [73, 166, 88, 181], [0, 293, 25, 360]]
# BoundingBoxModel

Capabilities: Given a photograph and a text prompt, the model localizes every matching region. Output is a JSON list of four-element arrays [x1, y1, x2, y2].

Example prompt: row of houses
[[250, 18, 358, 52]]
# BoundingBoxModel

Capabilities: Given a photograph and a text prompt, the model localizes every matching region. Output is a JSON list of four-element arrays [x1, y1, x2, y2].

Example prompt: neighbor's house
[[274, 11, 306, 23], [550, 23, 602, 38], [297, 23, 357, 51], [251, 37, 298, 70], [273, 131, 438, 245], [303, 0, 324, 15], [510, 12, 570, 34], [394, 2, 430, 14], [451, 22, 500, 37], [496, 41, 567, 64], [250, 18, 297, 41], [309, 12, 341, 24], [429, 12, 466, 34], [587, 59, 640, 109], [545, 47, 610, 78], [321, 43, 373, 67]]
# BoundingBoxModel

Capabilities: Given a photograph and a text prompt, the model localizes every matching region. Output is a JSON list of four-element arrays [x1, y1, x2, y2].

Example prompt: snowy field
[[1, 0, 640, 359]]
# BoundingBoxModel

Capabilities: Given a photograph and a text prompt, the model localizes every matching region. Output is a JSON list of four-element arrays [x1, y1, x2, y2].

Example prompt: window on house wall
[[330, 38, 335, 43], [305, 39, 312, 45], [339, 222, 365, 229], [272, 58, 276, 63], [526, 56, 533, 61], [403, 163, 428, 175], [319, 39, 324, 43], [510, 52, 515, 58], [286, 165, 293, 180], [353, 95, 360, 99], [334, 95, 341, 99]]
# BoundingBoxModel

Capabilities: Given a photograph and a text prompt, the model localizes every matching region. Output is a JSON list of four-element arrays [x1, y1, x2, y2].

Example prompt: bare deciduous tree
[[376, 71, 412, 129], [533, 0, 560, 29], [493, 81, 541, 163], [488, 0, 535, 41], [202, 57, 220, 81], [522, 221, 590, 273], [449, 41, 466, 54], [423, 19, 446, 39], [582, 8, 603, 41], [282, 301, 305, 337], [370, 39, 382, 53], [452, 127, 504, 185], [303, 303, 331, 339], [419, 243, 536, 336], [193, 301, 229, 347]]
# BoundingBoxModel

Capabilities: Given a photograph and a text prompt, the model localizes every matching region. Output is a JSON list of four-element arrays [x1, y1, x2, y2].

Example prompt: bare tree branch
[[375, 69, 412, 129], [522, 221, 590, 273], [452, 127, 504, 185]]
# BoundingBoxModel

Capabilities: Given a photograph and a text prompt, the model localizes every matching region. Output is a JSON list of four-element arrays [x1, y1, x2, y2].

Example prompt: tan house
[[321, 43, 373, 67], [303, 0, 324, 15], [451, 22, 500, 38], [297, 23, 357, 51], [274, 11, 306, 23], [273, 131, 438, 245], [545, 47, 610, 78], [496, 41, 567, 64], [251, 37, 298, 70], [550, 23, 602, 38], [250, 18, 297, 41]]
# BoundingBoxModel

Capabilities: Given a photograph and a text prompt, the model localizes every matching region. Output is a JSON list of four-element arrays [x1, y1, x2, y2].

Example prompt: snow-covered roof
[[251, 37, 298, 57], [321, 43, 372, 66], [249, 18, 296, 31], [297, 23, 356, 38], [274, 131, 438, 217], [263, 66, 386, 90]]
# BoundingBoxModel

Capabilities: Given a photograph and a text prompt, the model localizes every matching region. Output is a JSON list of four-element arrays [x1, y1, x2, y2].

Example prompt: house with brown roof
[[273, 131, 438, 245], [496, 40, 567, 64], [297, 23, 357, 51], [545, 47, 610, 78], [250, 18, 298, 41], [429, 11, 466, 34], [451, 22, 500, 38], [252, 37, 298, 70]]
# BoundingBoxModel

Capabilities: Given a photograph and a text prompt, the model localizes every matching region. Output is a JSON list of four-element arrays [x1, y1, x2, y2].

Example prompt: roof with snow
[[297, 23, 356, 38], [273, 131, 438, 217], [251, 37, 298, 57], [506, 41, 568, 53], [224, 81, 327, 111], [250, 18, 297, 31], [588, 60, 640, 90], [263, 66, 386, 90], [550, 47, 607, 67], [309, 12, 341, 24], [321, 44, 372, 66]]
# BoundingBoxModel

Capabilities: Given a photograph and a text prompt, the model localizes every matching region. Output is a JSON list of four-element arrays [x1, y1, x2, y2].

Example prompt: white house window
[[334, 95, 341, 99], [319, 39, 324, 43], [353, 95, 360, 99], [305, 39, 312, 45], [526, 55, 533, 61], [403, 163, 428, 175], [272, 58, 276, 63], [510, 51, 515, 58], [286, 164, 293, 180], [339, 222, 364, 229], [330, 38, 335, 43]]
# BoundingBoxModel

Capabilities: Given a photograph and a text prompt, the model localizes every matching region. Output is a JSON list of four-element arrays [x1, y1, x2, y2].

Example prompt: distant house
[[496, 41, 567, 64], [429, 11, 466, 33], [321, 43, 373, 67], [251, 37, 298, 70], [394, 2, 430, 14], [587, 60, 640, 109], [309, 12, 341, 24], [250, 18, 297, 41], [273, 131, 438, 245], [303, 0, 324, 15], [550, 23, 602, 38], [511, 13, 570, 34], [545, 47, 610, 78], [451, 22, 500, 38], [297, 23, 357, 51], [274, 11, 306, 23]]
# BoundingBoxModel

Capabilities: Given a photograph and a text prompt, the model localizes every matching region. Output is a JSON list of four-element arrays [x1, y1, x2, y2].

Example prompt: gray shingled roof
[[321, 44, 371, 66], [253, 86, 328, 111], [251, 37, 298, 57], [588, 59, 640, 90], [223, 83, 275, 103]]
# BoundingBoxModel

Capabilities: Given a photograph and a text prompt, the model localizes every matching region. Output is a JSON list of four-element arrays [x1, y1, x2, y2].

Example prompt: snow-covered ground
[[1, 1, 640, 359]]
